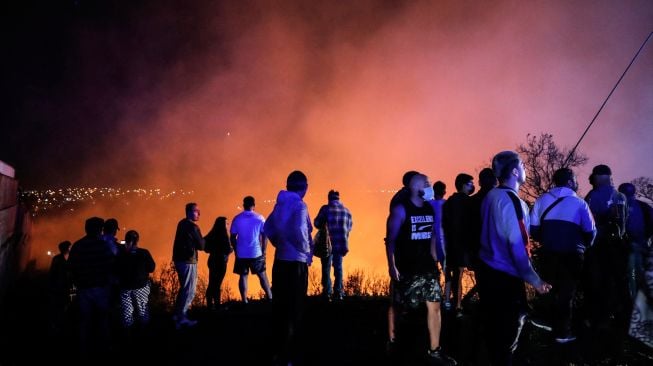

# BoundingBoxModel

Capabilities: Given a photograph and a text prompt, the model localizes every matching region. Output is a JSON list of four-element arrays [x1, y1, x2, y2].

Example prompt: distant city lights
[[21, 187, 195, 216]]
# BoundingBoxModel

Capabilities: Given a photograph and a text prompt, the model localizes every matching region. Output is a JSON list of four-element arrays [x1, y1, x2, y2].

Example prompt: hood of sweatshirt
[[264, 190, 312, 262]]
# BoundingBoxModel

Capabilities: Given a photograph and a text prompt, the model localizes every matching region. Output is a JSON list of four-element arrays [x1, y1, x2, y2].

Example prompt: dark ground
[[1, 272, 652, 366]]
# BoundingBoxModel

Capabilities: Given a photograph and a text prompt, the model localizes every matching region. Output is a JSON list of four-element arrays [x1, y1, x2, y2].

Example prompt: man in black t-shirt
[[386, 172, 456, 365]]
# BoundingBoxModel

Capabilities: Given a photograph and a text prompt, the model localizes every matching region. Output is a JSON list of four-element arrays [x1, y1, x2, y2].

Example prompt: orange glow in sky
[[26, 0, 653, 295]]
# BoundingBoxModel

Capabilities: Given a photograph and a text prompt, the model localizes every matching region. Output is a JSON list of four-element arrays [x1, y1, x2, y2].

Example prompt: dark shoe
[[427, 347, 457, 365], [386, 339, 398, 355]]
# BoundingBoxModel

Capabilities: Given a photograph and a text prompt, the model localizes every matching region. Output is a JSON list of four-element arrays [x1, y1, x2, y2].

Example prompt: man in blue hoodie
[[264, 170, 313, 365]]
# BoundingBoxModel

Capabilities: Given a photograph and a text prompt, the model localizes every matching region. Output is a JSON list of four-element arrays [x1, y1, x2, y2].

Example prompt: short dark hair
[[328, 190, 340, 201], [243, 196, 255, 209], [58, 241, 72, 254], [185, 202, 198, 215], [85, 217, 105, 236], [478, 168, 497, 189], [618, 182, 636, 198], [125, 230, 139, 244], [553, 168, 574, 187], [455, 173, 473, 191], [103, 218, 119, 235], [492, 151, 521, 182], [402, 171, 420, 187], [286, 171, 308, 192], [433, 181, 446, 197]]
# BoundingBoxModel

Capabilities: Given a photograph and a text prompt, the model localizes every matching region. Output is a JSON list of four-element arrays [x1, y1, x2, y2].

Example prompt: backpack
[[313, 226, 332, 259]]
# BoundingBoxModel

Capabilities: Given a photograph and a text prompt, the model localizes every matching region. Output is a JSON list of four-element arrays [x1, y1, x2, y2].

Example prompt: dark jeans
[[539, 251, 584, 338], [583, 239, 629, 325], [477, 261, 528, 366], [206, 254, 228, 307], [444, 265, 463, 306], [272, 259, 308, 364], [320, 253, 344, 297], [77, 286, 111, 357]]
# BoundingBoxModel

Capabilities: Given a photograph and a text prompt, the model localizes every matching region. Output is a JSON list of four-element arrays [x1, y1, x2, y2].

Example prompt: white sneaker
[[554, 335, 577, 344]]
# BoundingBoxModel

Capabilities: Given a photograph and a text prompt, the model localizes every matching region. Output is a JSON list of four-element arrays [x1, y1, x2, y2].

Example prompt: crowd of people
[[47, 152, 653, 365]]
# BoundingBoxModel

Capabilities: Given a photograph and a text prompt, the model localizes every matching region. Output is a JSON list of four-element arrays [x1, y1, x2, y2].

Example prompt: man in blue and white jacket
[[264, 170, 313, 365], [531, 168, 596, 343], [477, 151, 551, 366]]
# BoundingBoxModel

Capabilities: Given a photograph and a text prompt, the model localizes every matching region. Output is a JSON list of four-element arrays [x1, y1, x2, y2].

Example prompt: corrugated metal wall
[[0, 162, 31, 311]]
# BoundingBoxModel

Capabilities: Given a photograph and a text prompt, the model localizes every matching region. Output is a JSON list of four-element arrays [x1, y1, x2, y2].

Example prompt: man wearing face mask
[[386, 172, 456, 365], [442, 173, 475, 316], [530, 168, 596, 344]]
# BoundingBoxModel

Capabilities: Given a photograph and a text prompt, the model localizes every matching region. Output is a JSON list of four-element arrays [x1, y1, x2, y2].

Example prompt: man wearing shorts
[[231, 196, 272, 303], [386, 172, 456, 365]]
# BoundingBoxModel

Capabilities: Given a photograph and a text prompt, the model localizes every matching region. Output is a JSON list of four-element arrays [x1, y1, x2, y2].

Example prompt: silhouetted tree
[[631, 176, 653, 203], [517, 133, 588, 204]]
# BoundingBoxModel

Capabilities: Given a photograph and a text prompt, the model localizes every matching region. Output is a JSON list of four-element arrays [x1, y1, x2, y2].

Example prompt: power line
[[564, 31, 653, 167]]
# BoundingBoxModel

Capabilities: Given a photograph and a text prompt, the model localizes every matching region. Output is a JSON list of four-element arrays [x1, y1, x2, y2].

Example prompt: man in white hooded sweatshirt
[[264, 170, 313, 366]]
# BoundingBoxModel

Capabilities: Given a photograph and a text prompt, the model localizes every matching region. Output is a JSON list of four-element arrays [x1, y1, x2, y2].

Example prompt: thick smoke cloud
[[9, 0, 653, 285]]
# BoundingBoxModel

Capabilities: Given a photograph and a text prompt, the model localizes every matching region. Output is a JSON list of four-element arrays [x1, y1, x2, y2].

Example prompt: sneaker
[[385, 339, 398, 356], [528, 318, 552, 332], [175, 316, 198, 329], [554, 335, 577, 344], [443, 301, 452, 311], [455, 309, 463, 319], [427, 347, 457, 366]]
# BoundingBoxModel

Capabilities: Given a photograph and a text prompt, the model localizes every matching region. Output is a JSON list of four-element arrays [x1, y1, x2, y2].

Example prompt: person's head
[[478, 168, 498, 190], [618, 182, 636, 198], [402, 171, 420, 188], [103, 218, 119, 237], [591, 164, 612, 186], [124, 230, 139, 249], [553, 168, 578, 191], [243, 196, 255, 211], [492, 151, 525, 185], [408, 173, 430, 199], [58, 241, 71, 255], [209, 216, 228, 237], [455, 173, 475, 195], [328, 190, 340, 202], [433, 181, 446, 199], [185, 202, 200, 221], [85, 217, 104, 237], [286, 170, 308, 198]]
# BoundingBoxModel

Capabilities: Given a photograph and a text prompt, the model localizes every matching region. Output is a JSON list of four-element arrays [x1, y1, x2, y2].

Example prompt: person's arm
[[144, 250, 156, 273], [580, 201, 597, 248], [191, 223, 205, 251], [501, 198, 547, 292], [386, 204, 405, 281], [260, 232, 267, 255], [230, 233, 238, 252], [291, 201, 311, 254], [433, 203, 445, 259], [529, 199, 542, 242], [264, 212, 278, 248], [347, 209, 353, 232]]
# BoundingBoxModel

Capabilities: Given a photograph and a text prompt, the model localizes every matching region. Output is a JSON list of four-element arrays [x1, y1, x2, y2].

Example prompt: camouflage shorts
[[391, 272, 442, 309]]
